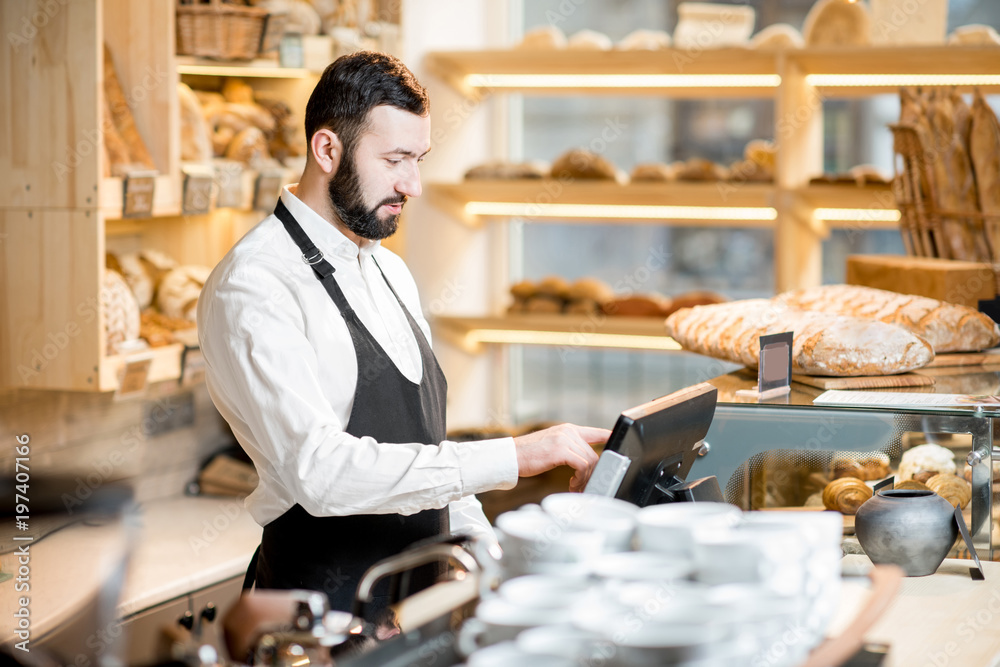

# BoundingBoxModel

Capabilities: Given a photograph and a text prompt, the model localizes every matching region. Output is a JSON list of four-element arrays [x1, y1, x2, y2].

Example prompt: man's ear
[[310, 129, 343, 175]]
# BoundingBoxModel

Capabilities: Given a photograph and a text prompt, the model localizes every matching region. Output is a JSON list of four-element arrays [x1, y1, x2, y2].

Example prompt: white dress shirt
[[197, 185, 518, 541]]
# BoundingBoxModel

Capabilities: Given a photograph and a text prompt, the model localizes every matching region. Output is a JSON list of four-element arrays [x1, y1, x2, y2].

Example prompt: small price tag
[[122, 170, 157, 218], [115, 357, 152, 400], [180, 345, 205, 387], [735, 331, 793, 401], [183, 167, 214, 215], [254, 171, 284, 211], [214, 161, 244, 209]]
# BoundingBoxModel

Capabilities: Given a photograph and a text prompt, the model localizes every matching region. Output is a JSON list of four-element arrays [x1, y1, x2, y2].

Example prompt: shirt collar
[[280, 184, 381, 261]]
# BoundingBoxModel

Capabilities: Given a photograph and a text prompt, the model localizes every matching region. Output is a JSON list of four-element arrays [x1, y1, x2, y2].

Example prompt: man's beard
[[327, 150, 405, 241]]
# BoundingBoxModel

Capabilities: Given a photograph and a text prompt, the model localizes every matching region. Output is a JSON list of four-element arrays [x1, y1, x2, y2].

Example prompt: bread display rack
[[425, 45, 1000, 352], [0, 0, 319, 392]]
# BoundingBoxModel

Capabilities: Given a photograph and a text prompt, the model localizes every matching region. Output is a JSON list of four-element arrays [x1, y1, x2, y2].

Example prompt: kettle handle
[[352, 543, 479, 619]]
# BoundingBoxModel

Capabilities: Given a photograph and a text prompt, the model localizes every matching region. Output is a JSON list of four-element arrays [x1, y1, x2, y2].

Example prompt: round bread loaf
[[102, 269, 141, 356], [604, 294, 673, 318], [568, 277, 614, 305], [567, 29, 612, 50], [618, 29, 671, 50], [898, 444, 957, 482], [749, 23, 804, 49], [115, 252, 155, 309], [551, 149, 624, 182], [803, 0, 872, 47], [948, 24, 1000, 46], [517, 25, 567, 50], [630, 162, 676, 182], [675, 158, 728, 181], [157, 265, 212, 322]]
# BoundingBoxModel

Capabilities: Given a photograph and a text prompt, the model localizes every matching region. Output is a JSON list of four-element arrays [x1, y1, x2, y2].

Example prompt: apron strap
[[243, 544, 261, 591]]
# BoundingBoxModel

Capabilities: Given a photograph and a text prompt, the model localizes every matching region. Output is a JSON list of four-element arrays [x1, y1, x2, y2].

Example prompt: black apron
[[243, 200, 449, 617]]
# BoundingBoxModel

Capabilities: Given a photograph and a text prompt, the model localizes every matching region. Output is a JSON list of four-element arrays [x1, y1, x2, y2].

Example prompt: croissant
[[927, 474, 972, 509], [822, 478, 872, 515], [894, 479, 930, 492]]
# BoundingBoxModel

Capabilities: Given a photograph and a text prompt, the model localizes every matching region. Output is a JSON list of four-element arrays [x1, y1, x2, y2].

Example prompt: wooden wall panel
[[0, 209, 103, 390], [0, 0, 100, 209]]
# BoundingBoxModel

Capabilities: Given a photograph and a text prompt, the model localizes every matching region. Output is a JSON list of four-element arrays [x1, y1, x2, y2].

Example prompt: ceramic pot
[[855, 489, 957, 576]]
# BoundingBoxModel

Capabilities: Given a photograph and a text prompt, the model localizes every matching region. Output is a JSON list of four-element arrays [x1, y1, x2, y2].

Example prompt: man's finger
[[573, 426, 613, 444]]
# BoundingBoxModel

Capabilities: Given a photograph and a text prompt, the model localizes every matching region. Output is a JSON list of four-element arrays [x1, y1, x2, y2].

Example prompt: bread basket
[[176, 0, 269, 60]]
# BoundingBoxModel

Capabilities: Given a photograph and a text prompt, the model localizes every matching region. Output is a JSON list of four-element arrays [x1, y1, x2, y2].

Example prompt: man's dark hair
[[304, 51, 429, 154]]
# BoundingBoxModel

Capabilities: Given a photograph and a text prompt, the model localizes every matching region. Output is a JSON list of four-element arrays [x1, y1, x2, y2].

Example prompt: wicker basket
[[177, 0, 269, 60], [889, 123, 1000, 290]]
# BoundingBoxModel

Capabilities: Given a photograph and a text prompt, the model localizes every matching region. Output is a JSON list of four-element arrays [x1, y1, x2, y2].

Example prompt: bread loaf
[[157, 265, 212, 322], [929, 89, 984, 261], [948, 24, 1000, 46], [102, 269, 141, 356], [618, 29, 671, 50], [630, 162, 676, 182], [103, 44, 155, 169], [604, 294, 673, 318], [777, 284, 1000, 353], [898, 443, 957, 481], [101, 92, 132, 173], [178, 83, 213, 164], [465, 160, 549, 180], [749, 23, 804, 49], [517, 25, 567, 50], [567, 29, 612, 50], [665, 299, 935, 376], [675, 158, 728, 181], [803, 0, 871, 47], [551, 149, 624, 182], [970, 90, 1000, 260]]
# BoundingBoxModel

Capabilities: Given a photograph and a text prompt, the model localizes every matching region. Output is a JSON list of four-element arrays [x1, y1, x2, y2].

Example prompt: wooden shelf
[[426, 45, 1000, 98], [176, 56, 313, 79], [429, 180, 777, 227], [799, 183, 900, 230], [435, 314, 679, 353], [99, 344, 185, 392], [99, 175, 182, 220]]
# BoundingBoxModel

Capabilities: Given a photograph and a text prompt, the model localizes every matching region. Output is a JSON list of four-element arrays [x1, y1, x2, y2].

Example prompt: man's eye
[[387, 159, 402, 165]]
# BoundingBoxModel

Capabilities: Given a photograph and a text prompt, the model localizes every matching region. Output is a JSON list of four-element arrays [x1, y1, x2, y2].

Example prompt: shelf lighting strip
[[463, 73, 782, 89], [814, 208, 901, 222], [465, 202, 778, 221], [807, 74, 1000, 88], [465, 329, 682, 351]]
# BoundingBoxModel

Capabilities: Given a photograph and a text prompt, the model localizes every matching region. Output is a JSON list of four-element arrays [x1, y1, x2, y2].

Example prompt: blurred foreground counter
[[0, 495, 261, 652], [834, 556, 1000, 666]]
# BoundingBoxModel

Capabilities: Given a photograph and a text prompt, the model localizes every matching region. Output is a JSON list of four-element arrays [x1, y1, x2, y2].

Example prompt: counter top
[[0, 495, 261, 644], [832, 556, 1000, 666]]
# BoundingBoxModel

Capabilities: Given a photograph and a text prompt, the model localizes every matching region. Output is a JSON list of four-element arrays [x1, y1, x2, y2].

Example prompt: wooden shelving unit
[[424, 44, 999, 351], [436, 314, 680, 354], [0, 0, 312, 392]]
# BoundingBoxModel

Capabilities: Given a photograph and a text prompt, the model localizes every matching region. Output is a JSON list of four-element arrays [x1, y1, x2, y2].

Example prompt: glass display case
[[691, 370, 999, 558]]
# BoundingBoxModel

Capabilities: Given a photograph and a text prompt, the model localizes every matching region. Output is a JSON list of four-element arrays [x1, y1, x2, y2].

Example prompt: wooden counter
[[833, 556, 1000, 666], [0, 495, 261, 646]]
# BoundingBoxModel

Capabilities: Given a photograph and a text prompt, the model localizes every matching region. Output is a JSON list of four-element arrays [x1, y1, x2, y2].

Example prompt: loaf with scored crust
[[664, 299, 934, 376], [778, 284, 1000, 353]]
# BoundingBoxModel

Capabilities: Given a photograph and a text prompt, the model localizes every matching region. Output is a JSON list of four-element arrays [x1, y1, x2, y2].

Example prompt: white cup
[[636, 503, 742, 557], [465, 641, 577, 667], [496, 509, 606, 577], [516, 625, 612, 663], [498, 574, 592, 610], [587, 550, 693, 583], [458, 597, 562, 655], [540, 492, 639, 552]]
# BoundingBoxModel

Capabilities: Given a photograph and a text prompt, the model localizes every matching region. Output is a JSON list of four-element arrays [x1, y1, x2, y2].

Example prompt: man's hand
[[512, 424, 608, 492]]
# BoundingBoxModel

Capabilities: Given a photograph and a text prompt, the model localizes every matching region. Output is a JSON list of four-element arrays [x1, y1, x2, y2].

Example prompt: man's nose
[[396, 164, 422, 198]]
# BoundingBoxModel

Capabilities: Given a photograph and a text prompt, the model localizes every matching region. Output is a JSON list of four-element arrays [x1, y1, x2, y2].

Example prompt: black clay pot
[[855, 489, 958, 576]]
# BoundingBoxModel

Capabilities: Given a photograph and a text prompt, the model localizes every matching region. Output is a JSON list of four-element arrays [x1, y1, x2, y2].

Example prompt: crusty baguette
[[103, 44, 154, 169], [778, 284, 1000, 353], [928, 89, 985, 261], [970, 89, 1000, 262], [101, 91, 131, 171], [664, 299, 934, 376]]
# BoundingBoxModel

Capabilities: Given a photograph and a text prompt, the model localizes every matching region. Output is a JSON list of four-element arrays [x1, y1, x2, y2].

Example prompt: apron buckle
[[302, 249, 324, 265]]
